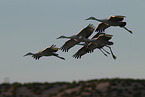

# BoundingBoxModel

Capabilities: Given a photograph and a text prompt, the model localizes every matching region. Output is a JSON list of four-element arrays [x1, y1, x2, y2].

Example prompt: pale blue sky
[[0, 0, 145, 83]]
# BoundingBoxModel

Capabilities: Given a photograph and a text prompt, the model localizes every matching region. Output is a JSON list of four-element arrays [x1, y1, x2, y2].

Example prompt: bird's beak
[[23, 54, 28, 57], [56, 37, 61, 39], [85, 18, 90, 20]]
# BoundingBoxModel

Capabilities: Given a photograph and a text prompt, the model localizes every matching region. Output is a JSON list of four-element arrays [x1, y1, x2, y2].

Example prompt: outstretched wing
[[73, 46, 88, 59], [76, 24, 95, 38], [91, 33, 105, 39], [61, 39, 80, 52], [86, 43, 100, 53], [93, 34, 113, 42], [32, 55, 42, 60], [108, 15, 125, 22], [95, 23, 110, 32], [42, 47, 58, 54]]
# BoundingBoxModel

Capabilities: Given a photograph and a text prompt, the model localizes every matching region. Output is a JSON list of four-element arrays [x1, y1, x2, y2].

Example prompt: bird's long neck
[[64, 36, 71, 38], [28, 52, 34, 55], [92, 18, 104, 22], [24, 52, 34, 56], [63, 36, 75, 39]]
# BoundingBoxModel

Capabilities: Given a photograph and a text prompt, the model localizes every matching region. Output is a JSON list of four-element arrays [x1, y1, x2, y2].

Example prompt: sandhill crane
[[24, 44, 65, 60], [86, 15, 132, 34], [73, 33, 116, 59], [56, 24, 95, 52]]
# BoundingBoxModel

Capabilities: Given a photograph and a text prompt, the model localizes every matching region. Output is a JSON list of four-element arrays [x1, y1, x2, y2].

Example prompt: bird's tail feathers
[[72, 54, 81, 59]]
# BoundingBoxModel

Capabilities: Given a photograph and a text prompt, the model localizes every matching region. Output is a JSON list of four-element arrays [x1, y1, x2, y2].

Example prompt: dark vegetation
[[0, 78, 145, 97]]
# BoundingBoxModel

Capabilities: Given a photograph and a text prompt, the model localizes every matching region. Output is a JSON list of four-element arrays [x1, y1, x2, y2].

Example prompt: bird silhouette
[[73, 33, 116, 59], [57, 24, 95, 52], [86, 15, 132, 34], [24, 44, 65, 60]]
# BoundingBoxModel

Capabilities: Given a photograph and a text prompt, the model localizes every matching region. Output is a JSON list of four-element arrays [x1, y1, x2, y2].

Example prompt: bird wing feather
[[61, 39, 80, 52], [73, 46, 88, 59], [42, 47, 58, 53], [73, 33, 113, 58], [86, 43, 100, 53], [108, 16, 125, 22], [91, 33, 105, 39], [95, 23, 110, 32], [76, 25, 95, 38], [95, 34, 112, 42], [32, 55, 42, 60], [87, 34, 113, 53]]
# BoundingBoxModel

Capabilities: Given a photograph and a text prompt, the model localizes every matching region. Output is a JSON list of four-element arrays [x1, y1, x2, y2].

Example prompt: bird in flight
[[73, 33, 116, 59], [24, 44, 65, 60], [86, 15, 132, 34]]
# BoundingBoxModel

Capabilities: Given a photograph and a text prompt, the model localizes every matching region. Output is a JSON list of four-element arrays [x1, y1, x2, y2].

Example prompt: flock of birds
[[24, 15, 132, 60]]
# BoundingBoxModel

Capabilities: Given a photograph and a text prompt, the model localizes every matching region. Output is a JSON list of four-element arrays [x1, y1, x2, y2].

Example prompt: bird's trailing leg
[[106, 46, 116, 59], [122, 27, 133, 34], [102, 48, 110, 54], [55, 55, 65, 60], [53, 53, 65, 60], [99, 49, 108, 57]]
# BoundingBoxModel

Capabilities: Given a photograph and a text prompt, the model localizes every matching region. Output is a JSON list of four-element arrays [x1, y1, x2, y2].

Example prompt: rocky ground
[[0, 78, 145, 97]]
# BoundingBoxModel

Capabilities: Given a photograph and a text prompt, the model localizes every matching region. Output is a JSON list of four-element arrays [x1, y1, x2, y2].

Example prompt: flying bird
[[57, 24, 95, 52], [86, 15, 132, 34], [73, 33, 116, 59], [24, 44, 65, 60]]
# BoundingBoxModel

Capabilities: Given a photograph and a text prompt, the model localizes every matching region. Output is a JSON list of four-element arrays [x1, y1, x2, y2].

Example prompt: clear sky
[[0, 0, 145, 83]]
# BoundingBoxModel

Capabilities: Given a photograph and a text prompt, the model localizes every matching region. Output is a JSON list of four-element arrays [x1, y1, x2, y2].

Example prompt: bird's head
[[24, 52, 33, 56], [56, 35, 66, 39], [85, 17, 96, 20]]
